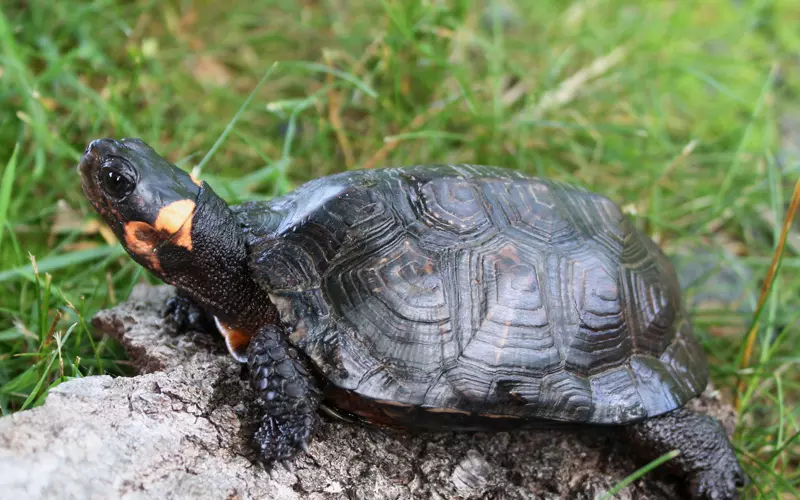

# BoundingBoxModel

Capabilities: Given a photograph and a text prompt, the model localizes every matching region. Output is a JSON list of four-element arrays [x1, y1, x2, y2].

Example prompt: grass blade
[[0, 143, 19, 251], [18, 352, 57, 411], [284, 61, 378, 98], [192, 63, 278, 177], [712, 63, 777, 216], [736, 174, 800, 408], [0, 245, 123, 282], [599, 450, 680, 499]]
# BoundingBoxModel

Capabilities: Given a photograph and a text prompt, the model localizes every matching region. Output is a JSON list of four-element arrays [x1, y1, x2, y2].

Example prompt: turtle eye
[[100, 162, 136, 199]]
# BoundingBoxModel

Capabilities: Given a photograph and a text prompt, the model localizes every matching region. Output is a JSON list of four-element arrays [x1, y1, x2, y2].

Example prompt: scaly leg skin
[[164, 291, 214, 334], [247, 325, 321, 466], [625, 407, 747, 500]]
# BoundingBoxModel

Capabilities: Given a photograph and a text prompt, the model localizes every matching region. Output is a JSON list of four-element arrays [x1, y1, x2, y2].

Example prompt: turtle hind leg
[[624, 407, 746, 500], [247, 325, 321, 465]]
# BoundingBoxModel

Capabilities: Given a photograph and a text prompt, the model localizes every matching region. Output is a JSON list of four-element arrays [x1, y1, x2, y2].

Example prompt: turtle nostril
[[84, 138, 119, 157]]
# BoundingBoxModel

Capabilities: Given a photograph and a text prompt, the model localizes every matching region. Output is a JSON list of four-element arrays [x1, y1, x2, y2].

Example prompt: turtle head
[[78, 137, 203, 279], [79, 137, 275, 362]]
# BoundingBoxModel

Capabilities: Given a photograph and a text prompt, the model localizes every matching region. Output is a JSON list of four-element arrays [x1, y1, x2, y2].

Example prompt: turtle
[[78, 137, 746, 499]]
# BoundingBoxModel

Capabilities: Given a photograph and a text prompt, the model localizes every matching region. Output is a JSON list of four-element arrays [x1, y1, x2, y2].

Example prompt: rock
[[0, 285, 738, 500], [451, 449, 492, 496]]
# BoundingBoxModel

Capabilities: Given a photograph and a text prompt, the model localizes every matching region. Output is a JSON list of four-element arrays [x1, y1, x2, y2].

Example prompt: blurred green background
[[1, 0, 798, 496]]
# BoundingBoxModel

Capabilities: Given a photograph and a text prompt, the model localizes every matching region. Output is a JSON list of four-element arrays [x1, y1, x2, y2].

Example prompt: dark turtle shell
[[233, 164, 708, 426]]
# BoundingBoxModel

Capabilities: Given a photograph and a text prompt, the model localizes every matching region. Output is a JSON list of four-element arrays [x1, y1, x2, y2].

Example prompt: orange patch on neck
[[168, 214, 193, 251], [155, 198, 195, 232], [154, 199, 195, 251], [122, 199, 196, 270], [123, 221, 163, 273], [214, 317, 252, 363]]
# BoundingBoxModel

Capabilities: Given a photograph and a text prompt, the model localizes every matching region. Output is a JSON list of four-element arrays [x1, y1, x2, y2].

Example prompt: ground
[[0, 285, 742, 500], [0, 1, 798, 497]]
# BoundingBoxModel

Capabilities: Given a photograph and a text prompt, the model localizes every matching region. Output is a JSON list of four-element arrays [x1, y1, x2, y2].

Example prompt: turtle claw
[[253, 415, 314, 466], [266, 459, 295, 479], [690, 455, 747, 500]]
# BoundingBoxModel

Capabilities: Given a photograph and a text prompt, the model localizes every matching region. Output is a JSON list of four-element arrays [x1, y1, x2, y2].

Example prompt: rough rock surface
[[0, 285, 738, 500]]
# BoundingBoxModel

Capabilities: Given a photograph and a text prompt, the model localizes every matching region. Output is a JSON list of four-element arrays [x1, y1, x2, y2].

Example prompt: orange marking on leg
[[214, 317, 252, 363]]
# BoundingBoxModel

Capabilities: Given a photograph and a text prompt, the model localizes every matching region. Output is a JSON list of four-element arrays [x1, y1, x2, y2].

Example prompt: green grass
[[1, 0, 798, 496]]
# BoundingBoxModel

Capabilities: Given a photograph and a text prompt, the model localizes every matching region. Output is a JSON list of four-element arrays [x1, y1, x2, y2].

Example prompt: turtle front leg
[[164, 290, 215, 334], [625, 407, 746, 500], [247, 325, 321, 465]]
